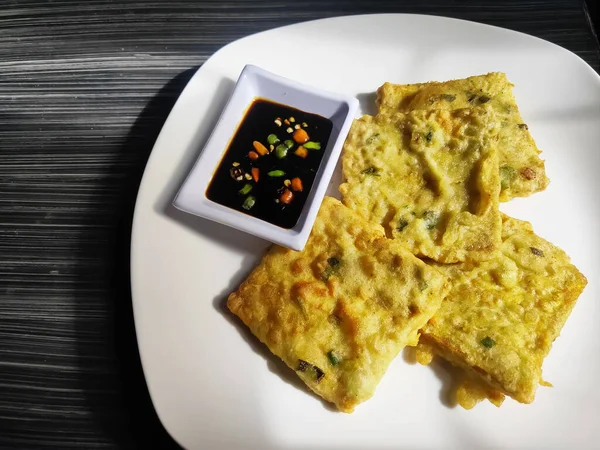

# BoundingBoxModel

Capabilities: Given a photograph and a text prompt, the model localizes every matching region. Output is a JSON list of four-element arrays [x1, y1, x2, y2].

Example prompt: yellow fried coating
[[339, 107, 501, 263], [228, 197, 447, 413], [376, 73, 549, 201], [417, 214, 587, 408]]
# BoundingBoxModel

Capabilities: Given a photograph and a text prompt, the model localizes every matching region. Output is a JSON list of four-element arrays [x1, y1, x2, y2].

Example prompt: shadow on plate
[[90, 66, 206, 449], [151, 76, 262, 253], [402, 347, 460, 408], [356, 91, 378, 116], [428, 358, 463, 408], [402, 346, 418, 365]]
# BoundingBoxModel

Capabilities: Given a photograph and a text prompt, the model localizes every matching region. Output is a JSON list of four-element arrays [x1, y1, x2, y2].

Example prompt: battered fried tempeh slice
[[416, 214, 587, 408], [340, 107, 501, 263], [228, 197, 447, 413], [376, 73, 549, 201]]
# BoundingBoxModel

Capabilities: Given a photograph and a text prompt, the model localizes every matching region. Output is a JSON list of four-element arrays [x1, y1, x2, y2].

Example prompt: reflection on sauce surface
[[206, 99, 333, 229]]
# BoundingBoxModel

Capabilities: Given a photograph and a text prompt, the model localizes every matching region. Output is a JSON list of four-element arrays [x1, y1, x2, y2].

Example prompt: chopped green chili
[[275, 145, 288, 159], [441, 94, 456, 102], [284, 139, 294, 149], [478, 95, 491, 104], [425, 130, 433, 142], [267, 133, 280, 145], [303, 141, 321, 150], [239, 183, 253, 195], [267, 170, 285, 177]]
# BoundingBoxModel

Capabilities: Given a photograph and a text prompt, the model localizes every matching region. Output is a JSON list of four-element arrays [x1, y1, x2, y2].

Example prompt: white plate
[[131, 14, 600, 450]]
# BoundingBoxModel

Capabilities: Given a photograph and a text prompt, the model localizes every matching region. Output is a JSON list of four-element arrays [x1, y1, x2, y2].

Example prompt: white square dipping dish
[[173, 64, 358, 250]]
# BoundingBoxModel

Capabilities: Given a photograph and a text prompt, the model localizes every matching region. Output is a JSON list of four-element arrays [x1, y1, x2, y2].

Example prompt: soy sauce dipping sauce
[[206, 99, 333, 229]]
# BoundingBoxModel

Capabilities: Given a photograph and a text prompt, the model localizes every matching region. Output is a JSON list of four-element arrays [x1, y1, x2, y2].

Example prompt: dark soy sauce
[[206, 99, 333, 229]]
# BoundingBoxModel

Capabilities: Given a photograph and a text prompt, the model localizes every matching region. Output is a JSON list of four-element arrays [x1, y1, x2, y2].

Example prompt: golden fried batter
[[340, 107, 501, 263], [228, 197, 447, 412], [416, 214, 587, 408], [377, 73, 549, 201]]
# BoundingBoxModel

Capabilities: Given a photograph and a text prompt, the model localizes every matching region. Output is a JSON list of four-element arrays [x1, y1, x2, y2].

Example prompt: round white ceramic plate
[[131, 14, 600, 450]]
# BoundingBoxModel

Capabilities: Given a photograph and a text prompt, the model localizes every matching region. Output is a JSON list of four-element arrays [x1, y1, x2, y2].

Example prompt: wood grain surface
[[0, 0, 598, 448]]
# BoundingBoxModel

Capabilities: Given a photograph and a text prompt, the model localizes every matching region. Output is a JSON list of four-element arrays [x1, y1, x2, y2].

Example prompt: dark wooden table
[[0, 1, 598, 448]]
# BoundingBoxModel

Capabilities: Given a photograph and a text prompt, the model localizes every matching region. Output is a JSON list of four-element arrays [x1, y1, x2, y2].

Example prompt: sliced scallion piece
[[366, 133, 380, 144], [481, 336, 496, 349], [327, 257, 340, 268], [242, 195, 256, 210], [500, 166, 516, 190], [327, 350, 340, 366], [423, 211, 439, 230], [397, 219, 409, 232], [239, 183, 253, 195], [322, 257, 341, 282], [361, 166, 380, 176], [296, 359, 325, 383]]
